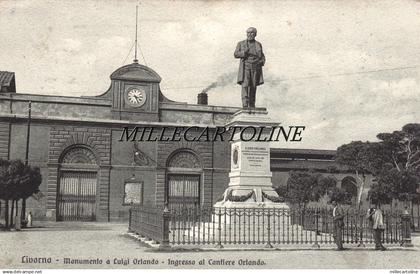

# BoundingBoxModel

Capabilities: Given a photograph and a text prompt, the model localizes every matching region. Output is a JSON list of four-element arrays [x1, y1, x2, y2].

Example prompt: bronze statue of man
[[234, 27, 265, 108]]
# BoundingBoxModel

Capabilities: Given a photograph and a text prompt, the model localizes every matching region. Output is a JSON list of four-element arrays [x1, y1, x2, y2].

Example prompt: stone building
[[0, 64, 367, 222]]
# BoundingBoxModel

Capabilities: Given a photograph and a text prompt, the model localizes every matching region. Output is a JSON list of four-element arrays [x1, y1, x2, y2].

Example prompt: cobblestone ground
[[0, 222, 419, 269]]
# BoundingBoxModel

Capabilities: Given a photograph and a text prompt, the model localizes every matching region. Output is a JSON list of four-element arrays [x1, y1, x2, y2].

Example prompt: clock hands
[[133, 94, 142, 103], [127, 89, 145, 106], [129, 93, 142, 104]]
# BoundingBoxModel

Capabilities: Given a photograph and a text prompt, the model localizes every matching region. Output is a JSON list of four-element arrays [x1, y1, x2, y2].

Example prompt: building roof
[[270, 148, 336, 160], [270, 148, 353, 172], [110, 62, 161, 83]]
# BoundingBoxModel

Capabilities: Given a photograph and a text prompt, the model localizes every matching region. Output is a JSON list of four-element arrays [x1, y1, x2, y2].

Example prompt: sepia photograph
[[0, 0, 419, 272]]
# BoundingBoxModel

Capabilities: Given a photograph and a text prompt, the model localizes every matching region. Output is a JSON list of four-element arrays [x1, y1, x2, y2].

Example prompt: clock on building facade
[[105, 63, 162, 121], [125, 87, 147, 107]]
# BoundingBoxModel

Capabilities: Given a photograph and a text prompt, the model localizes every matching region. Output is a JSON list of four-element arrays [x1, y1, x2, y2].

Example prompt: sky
[[0, 0, 419, 150]]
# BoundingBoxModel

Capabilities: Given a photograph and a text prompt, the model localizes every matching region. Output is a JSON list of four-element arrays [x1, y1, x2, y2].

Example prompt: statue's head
[[246, 27, 257, 41]]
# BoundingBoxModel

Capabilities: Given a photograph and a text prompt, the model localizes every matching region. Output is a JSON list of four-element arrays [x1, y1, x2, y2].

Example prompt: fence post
[[265, 209, 273, 248], [312, 208, 320, 249], [215, 207, 224, 248], [401, 210, 413, 247], [159, 206, 171, 250]]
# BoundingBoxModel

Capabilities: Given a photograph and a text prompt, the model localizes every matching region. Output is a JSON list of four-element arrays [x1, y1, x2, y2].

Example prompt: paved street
[[0, 222, 419, 269]]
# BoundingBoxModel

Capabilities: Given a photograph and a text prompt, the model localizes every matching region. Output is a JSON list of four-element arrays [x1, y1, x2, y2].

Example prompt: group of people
[[332, 200, 386, 251]]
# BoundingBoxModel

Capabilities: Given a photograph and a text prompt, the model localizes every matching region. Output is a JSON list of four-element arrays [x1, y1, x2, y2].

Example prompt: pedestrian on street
[[27, 211, 33, 227], [332, 200, 345, 250], [367, 204, 386, 251]]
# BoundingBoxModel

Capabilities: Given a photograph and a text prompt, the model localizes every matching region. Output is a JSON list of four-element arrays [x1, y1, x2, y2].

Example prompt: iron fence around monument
[[128, 205, 169, 245], [128, 205, 412, 249]]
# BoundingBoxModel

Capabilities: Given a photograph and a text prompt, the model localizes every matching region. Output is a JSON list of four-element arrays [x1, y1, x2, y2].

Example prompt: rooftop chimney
[[197, 92, 208, 105]]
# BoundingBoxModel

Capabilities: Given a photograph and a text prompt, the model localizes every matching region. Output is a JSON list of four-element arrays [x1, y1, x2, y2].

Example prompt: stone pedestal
[[214, 108, 288, 210]]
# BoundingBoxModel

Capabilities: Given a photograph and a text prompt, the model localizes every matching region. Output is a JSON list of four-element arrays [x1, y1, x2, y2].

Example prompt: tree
[[284, 171, 338, 209], [13, 161, 42, 225], [0, 159, 42, 229], [373, 124, 420, 205], [367, 182, 393, 207], [336, 141, 383, 207], [337, 123, 420, 207], [328, 186, 353, 205], [0, 159, 11, 228], [377, 123, 420, 173], [370, 167, 419, 205]]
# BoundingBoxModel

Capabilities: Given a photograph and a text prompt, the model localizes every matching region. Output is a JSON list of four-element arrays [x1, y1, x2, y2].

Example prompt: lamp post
[[21, 101, 31, 227], [25, 101, 31, 165]]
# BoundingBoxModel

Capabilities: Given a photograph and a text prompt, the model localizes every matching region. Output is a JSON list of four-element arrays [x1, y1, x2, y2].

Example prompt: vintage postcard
[[0, 0, 419, 272]]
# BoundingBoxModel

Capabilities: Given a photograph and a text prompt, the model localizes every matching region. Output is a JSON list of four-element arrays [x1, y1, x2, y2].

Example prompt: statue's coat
[[234, 39, 265, 86]]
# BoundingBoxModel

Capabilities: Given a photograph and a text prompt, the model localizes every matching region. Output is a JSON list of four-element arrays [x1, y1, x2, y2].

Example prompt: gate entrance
[[168, 174, 200, 210], [57, 146, 99, 222], [57, 171, 97, 221]]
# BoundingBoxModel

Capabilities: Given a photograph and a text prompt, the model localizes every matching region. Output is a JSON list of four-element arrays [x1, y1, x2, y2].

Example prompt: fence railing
[[413, 203, 420, 231], [128, 205, 170, 248], [358, 202, 420, 232], [128, 205, 413, 249]]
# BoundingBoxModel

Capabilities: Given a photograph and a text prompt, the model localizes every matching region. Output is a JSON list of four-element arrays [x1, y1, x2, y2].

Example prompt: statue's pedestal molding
[[214, 108, 289, 210]]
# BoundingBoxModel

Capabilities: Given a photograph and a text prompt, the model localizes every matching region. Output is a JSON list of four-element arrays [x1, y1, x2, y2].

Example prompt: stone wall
[[0, 121, 10, 159]]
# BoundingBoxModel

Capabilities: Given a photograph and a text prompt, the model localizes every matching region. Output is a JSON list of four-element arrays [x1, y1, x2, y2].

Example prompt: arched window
[[60, 146, 97, 165], [167, 150, 201, 169]]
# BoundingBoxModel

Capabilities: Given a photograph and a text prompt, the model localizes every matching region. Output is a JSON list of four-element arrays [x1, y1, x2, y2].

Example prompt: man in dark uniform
[[234, 27, 265, 108], [332, 200, 345, 250]]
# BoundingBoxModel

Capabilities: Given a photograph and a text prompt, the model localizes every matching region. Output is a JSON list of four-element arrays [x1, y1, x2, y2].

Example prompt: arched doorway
[[166, 150, 202, 210], [56, 146, 98, 221]]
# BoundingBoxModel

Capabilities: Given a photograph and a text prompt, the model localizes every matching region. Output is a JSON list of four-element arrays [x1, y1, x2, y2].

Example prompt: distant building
[[0, 64, 370, 222]]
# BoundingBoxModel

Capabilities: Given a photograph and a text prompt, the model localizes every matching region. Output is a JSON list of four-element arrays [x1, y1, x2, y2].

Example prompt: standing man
[[332, 200, 345, 250], [234, 27, 265, 108], [367, 204, 386, 251], [27, 211, 32, 227]]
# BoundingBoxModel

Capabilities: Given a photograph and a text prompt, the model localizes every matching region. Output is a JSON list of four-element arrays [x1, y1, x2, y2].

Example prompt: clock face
[[124, 88, 146, 107], [125, 88, 147, 107]]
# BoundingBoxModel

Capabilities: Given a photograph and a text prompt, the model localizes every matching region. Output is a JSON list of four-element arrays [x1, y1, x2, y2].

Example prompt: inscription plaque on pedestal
[[215, 108, 288, 209]]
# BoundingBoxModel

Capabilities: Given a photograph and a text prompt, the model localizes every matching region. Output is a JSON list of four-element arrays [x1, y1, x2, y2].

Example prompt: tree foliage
[[376, 123, 420, 173], [335, 141, 382, 206], [0, 159, 42, 229], [336, 141, 382, 175], [327, 186, 353, 205], [338, 123, 420, 205], [282, 171, 340, 208]]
